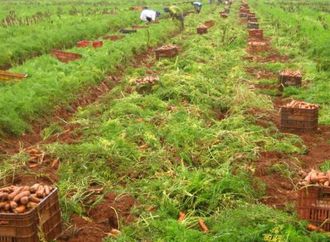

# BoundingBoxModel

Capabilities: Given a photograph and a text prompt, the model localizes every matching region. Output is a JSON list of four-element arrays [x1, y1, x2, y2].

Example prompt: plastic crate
[[279, 70, 302, 88], [248, 17, 258, 22], [0, 188, 62, 242], [248, 29, 263, 40], [297, 186, 330, 231], [51, 50, 82, 63], [197, 26, 207, 34], [92, 41, 103, 48], [220, 12, 229, 18], [239, 13, 247, 18], [247, 21, 259, 29], [0, 70, 27, 81], [76, 40, 90, 48], [280, 105, 318, 132], [204, 20, 215, 29], [239, 8, 249, 14], [248, 41, 268, 52], [155, 45, 179, 59]]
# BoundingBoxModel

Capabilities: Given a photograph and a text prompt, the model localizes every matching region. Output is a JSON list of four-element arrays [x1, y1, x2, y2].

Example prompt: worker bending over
[[140, 9, 160, 22], [192, 2, 202, 14], [164, 5, 184, 31]]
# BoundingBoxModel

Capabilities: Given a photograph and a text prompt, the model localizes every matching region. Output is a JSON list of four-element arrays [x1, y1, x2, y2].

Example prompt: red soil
[[58, 193, 136, 242]]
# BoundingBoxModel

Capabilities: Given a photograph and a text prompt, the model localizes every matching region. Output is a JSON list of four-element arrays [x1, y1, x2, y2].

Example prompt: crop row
[[0, 0, 189, 68], [250, 0, 330, 123], [0, 16, 181, 136], [0, 12, 140, 68]]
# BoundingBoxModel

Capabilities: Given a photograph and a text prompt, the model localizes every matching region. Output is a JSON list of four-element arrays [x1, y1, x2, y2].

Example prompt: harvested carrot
[[198, 219, 209, 233], [8, 187, 23, 200], [13, 191, 30, 202], [36, 185, 45, 198], [307, 223, 324, 232], [15, 205, 26, 214], [44, 185, 50, 196], [0, 202, 6, 208], [29, 195, 40, 203], [20, 196, 29, 205], [51, 159, 60, 169], [4, 202, 10, 211], [27, 202, 38, 209], [178, 211, 186, 221], [10, 201, 17, 209], [0, 192, 8, 201], [109, 228, 121, 237], [30, 184, 40, 193], [22, 186, 30, 191]]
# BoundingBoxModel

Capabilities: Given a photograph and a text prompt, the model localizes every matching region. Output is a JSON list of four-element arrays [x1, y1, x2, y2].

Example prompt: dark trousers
[[146, 17, 152, 22], [194, 6, 202, 13]]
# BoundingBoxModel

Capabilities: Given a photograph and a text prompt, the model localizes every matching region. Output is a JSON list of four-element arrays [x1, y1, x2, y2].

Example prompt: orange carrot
[[178, 212, 186, 222], [198, 219, 209, 233], [307, 223, 324, 232]]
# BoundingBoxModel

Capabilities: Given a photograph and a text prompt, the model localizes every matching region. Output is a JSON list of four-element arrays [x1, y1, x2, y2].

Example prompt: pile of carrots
[[158, 44, 177, 50], [284, 100, 319, 110], [136, 76, 159, 85], [248, 41, 266, 46], [280, 70, 302, 78], [299, 169, 330, 187], [0, 184, 53, 214]]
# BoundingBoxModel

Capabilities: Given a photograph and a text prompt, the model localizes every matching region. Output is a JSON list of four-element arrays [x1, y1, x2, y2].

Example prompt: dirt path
[[241, 6, 330, 209]]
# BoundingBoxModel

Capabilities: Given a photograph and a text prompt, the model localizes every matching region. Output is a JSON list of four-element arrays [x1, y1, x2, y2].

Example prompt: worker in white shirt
[[192, 2, 202, 13], [140, 9, 160, 22]]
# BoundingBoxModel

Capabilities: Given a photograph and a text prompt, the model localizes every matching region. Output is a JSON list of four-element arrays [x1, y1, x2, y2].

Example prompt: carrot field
[[0, 0, 330, 241]]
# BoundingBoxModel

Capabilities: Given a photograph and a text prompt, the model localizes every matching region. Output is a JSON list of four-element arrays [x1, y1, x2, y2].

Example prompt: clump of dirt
[[62, 215, 108, 242], [59, 193, 136, 242], [89, 193, 136, 228]]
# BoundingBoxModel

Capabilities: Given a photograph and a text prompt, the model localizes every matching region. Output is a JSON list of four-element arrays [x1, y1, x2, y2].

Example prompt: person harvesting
[[192, 1, 202, 14], [140, 9, 161, 23], [164, 5, 184, 31]]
